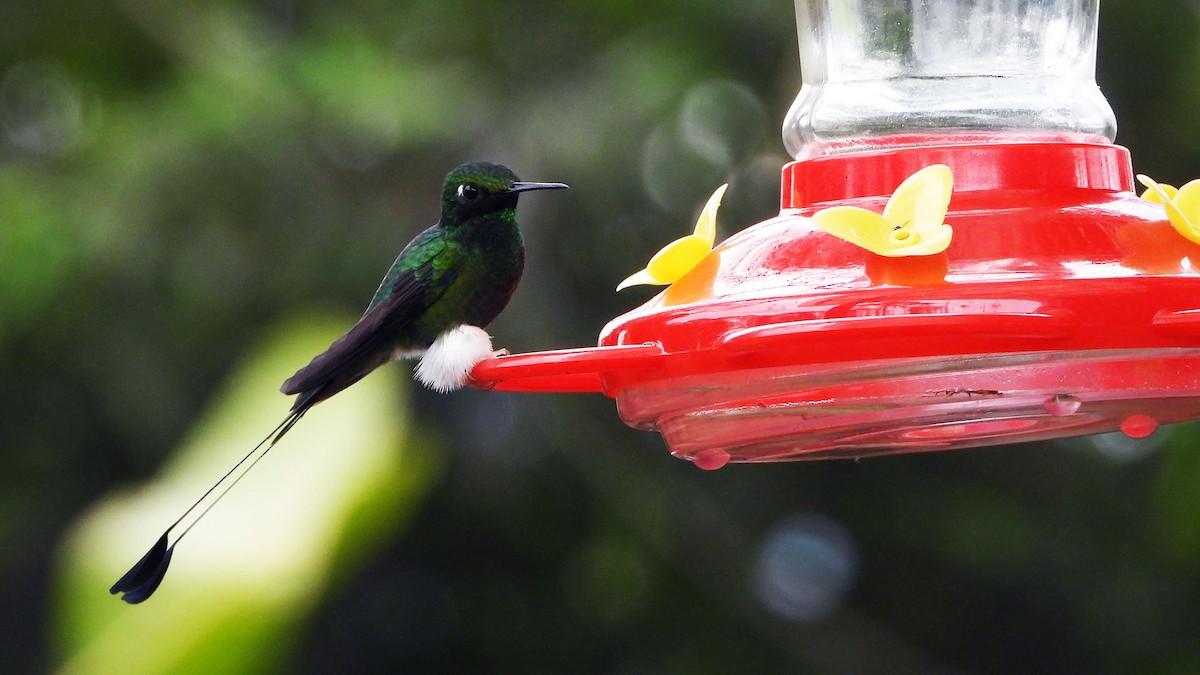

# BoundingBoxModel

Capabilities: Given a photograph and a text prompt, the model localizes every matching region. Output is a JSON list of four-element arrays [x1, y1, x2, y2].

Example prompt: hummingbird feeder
[[471, 0, 1200, 469]]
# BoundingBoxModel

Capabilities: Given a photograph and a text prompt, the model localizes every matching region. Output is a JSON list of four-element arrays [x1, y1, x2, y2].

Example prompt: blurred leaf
[[0, 166, 78, 337], [52, 315, 439, 675], [1151, 424, 1200, 568]]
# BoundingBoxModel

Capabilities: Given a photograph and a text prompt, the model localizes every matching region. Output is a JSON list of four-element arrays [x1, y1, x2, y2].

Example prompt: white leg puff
[[415, 325, 497, 393]]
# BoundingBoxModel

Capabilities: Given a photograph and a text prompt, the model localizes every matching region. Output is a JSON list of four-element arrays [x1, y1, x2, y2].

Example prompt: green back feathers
[[362, 162, 524, 317]]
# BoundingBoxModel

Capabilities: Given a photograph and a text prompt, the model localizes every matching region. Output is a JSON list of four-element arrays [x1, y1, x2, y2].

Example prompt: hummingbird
[[110, 161, 567, 603]]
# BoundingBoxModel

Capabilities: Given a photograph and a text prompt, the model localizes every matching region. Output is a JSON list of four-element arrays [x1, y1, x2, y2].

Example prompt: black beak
[[508, 181, 569, 193]]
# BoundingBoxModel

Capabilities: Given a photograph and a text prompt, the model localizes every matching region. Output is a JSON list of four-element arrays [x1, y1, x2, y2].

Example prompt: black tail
[[110, 402, 313, 604]]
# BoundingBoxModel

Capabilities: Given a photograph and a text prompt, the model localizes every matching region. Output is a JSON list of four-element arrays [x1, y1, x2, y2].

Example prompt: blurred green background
[[5, 0, 1200, 672]]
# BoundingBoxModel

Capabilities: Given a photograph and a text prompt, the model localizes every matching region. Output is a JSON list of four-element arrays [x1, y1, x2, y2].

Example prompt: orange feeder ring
[[471, 141, 1200, 468]]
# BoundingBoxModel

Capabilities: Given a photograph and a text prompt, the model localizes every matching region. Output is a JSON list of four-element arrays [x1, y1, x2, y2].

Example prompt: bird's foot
[[461, 348, 507, 390]]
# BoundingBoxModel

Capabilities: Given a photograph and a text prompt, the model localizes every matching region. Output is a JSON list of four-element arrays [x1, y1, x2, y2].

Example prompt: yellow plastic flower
[[1136, 174, 1200, 245], [617, 183, 728, 290], [812, 164, 954, 257]]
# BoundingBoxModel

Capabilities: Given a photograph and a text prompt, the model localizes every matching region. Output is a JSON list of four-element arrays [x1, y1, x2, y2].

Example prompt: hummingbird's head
[[440, 161, 567, 226]]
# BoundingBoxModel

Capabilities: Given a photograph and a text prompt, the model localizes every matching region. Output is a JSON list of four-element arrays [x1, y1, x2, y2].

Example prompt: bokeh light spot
[[753, 514, 859, 623], [0, 60, 94, 156]]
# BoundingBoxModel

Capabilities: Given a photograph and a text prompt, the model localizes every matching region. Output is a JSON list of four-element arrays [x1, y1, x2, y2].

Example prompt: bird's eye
[[456, 183, 482, 202]]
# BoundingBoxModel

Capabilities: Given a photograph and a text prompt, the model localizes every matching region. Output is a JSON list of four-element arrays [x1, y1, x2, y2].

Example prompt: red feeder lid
[[472, 142, 1200, 467]]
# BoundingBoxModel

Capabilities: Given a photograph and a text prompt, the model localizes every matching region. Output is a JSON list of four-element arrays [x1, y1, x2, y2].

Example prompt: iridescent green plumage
[[280, 161, 565, 410], [111, 161, 565, 604]]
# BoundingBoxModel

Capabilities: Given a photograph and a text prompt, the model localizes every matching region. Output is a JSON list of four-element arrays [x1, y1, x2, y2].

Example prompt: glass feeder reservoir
[[473, 0, 1200, 469], [783, 0, 1117, 159]]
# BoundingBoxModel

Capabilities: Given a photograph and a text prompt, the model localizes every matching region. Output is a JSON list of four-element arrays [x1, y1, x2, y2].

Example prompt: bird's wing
[[279, 241, 461, 403], [362, 226, 441, 318]]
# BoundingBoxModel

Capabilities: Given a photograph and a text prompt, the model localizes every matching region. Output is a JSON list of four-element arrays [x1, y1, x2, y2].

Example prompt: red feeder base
[[472, 142, 1200, 464]]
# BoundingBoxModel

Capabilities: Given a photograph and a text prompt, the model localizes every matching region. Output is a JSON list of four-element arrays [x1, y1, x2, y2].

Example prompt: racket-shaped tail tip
[[110, 533, 175, 604]]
